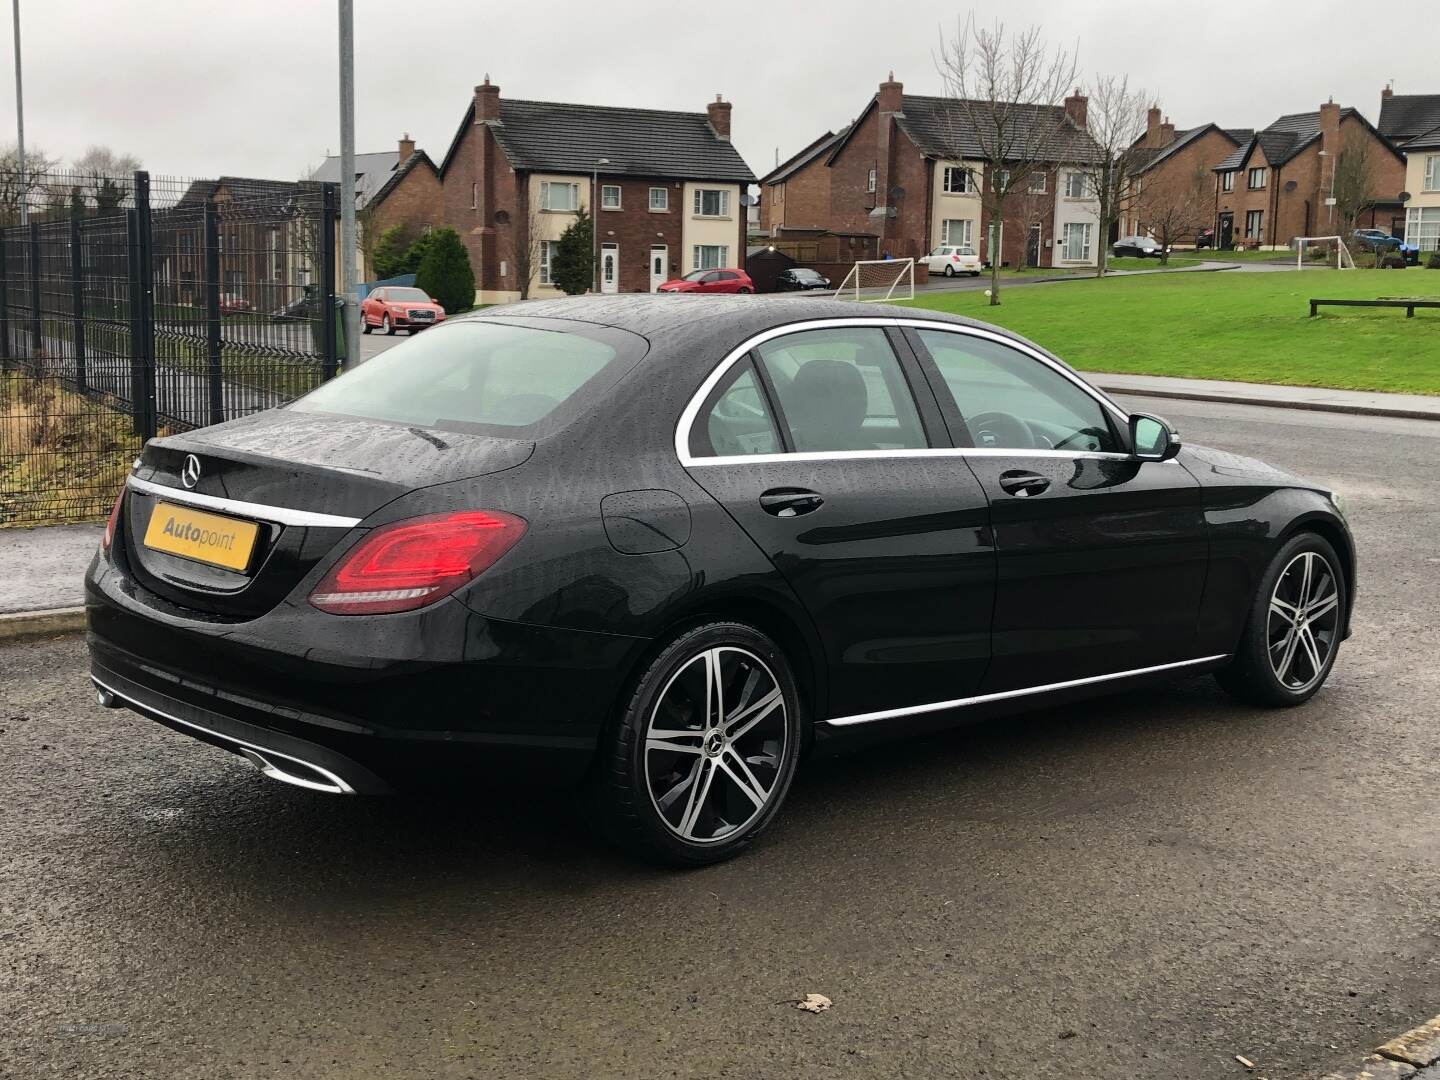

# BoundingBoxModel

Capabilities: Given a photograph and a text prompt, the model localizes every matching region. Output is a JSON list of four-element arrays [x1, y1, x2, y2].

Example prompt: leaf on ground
[[796, 994, 832, 1014]]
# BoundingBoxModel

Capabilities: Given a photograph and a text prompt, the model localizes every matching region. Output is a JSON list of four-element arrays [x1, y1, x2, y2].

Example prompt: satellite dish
[[1284, 180, 1298, 192], [1399, 190, 1412, 202], [889, 185, 906, 201], [739, 193, 756, 207]]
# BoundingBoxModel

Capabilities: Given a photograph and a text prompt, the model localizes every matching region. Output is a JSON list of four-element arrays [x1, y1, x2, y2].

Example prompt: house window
[[1405, 206, 1440, 251], [538, 240, 558, 285], [941, 219, 973, 247], [942, 166, 973, 194], [649, 186, 668, 211], [866, 167, 877, 194], [471, 182, 478, 209], [1221, 171, 1235, 193], [1245, 209, 1264, 239], [993, 168, 1010, 191], [1064, 172, 1086, 199], [601, 185, 621, 210], [692, 244, 728, 270], [1425, 155, 1440, 192], [692, 189, 729, 217], [1248, 167, 1267, 190], [1027, 172, 1047, 194], [1061, 222, 1092, 261], [540, 181, 580, 212]]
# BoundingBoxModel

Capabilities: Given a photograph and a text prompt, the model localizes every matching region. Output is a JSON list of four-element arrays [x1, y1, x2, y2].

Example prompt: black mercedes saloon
[[86, 296, 1355, 865]]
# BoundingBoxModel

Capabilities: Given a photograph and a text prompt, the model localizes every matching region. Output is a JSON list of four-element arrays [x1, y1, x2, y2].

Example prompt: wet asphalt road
[[3, 397, 1438, 1080]]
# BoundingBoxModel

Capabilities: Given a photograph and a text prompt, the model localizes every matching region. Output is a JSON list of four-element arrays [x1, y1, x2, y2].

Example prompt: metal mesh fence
[[0, 170, 339, 525]]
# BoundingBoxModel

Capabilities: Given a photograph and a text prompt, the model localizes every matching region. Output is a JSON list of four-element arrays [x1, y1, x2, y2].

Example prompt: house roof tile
[[1378, 93, 1440, 144]]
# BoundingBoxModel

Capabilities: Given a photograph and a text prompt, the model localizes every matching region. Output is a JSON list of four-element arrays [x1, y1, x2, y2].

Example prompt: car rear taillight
[[309, 510, 526, 616], [101, 485, 125, 554]]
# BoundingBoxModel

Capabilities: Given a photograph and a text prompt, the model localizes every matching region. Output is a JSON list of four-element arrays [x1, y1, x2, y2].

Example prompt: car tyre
[[1216, 532, 1347, 708], [943, 265, 955, 277], [382, 314, 394, 336], [736, 286, 751, 294], [361, 319, 372, 334], [588, 621, 803, 867]]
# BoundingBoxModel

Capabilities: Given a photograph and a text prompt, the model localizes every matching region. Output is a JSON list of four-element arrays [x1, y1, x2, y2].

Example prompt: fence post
[[28, 220, 41, 358], [70, 212, 87, 392], [319, 181, 339, 379], [203, 199, 223, 425], [126, 209, 146, 436], [133, 171, 157, 439], [0, 232, 9, 361]]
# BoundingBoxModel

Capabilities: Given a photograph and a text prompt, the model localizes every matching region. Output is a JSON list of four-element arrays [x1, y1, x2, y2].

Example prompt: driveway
[[5, 397, 1436, 1079]]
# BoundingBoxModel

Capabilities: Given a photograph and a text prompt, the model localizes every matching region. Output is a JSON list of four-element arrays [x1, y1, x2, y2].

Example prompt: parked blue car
[[1353, 229, 1419, 264]]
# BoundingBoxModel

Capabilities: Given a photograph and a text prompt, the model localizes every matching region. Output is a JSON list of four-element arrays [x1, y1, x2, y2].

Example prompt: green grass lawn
[[905, 268, 1440, 395]]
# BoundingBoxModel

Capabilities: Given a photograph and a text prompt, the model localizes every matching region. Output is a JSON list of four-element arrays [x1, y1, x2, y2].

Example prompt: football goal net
[[1295, 236, 1356, 270], [836, 258, 915, 302]]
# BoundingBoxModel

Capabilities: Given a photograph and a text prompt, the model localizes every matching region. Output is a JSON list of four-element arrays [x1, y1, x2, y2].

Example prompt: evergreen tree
[[414, 227, 475, 314], [371, 225, 409, 280], [550, 207, 594, 296]]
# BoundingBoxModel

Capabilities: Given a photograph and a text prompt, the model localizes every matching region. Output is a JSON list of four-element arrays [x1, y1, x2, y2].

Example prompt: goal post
[[1294, 236, 1356, 270], [836, 258, 915, 302]]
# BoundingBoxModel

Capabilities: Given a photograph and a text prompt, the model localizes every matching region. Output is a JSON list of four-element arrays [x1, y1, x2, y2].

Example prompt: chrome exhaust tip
[[95, 687, 119, 708]]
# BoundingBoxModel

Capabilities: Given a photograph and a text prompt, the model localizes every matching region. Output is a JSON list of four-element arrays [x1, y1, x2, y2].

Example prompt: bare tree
[[0, 143, 59, 226], [936, 15, 1079, 305], [510, 189, 544, 300], [1329, 127, 1373, 240], [1074, 76, 1150, 277], [1136, 162, 1211, 265], [71, 146, 142, 214]]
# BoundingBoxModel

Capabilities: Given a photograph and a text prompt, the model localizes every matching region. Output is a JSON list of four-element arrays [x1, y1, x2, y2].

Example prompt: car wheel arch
[[1274, 510, 1356, 635]]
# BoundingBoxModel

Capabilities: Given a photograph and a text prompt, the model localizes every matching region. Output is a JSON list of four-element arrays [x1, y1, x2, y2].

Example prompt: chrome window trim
[[674, 317, 1130, 467], [126, 475, 363, 529], [825, 654, 1229, 727]]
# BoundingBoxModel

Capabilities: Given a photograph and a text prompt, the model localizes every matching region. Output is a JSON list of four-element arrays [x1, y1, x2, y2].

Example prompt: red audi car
[[657, 268, 754, 294], [361, 287, 447, 335]]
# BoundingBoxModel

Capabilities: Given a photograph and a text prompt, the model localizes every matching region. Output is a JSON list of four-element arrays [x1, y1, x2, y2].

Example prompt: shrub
[[1428, 251, 1440, 270], [370, 225, 410, 280], [550, 207, 595, 296], [414, 227, 475, 314], [1380, 253, 1407, 270], [398, 229, 438, 277]]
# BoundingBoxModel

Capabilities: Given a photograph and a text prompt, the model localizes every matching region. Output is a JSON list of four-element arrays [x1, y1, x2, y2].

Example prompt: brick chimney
[[874, 73, 904, 235], [475, 75, 501, 123], [706, 94, 732, 142], [1319, 98, 1342, 155], [1145, 106, 1163, 147], [1382, 83, 1394, 100], [1160, 115, 1176, 145], [878, 71, 904, 115], [398, 132, 415, 160], [1064, 87, 1088, 129]]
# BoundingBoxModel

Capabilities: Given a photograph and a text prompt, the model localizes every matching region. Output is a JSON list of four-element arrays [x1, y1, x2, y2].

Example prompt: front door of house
[[649, 245, 667, 292], [1025, 224, 1041, 267], [1218, 213, 1234, 250], [601, 243, 619, 294]]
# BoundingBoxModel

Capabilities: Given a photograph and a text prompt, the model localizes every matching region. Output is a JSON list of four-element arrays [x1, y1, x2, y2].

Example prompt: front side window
[[1028, 171, 1047, 194], [755, 328, 927, 453], [1221, 171, 1235, 192], [601, 185, 621, 210], [942, 166, 972, 194], [1405, 206, 1440, 251], [1424, 155, 1440, 192], [692, 244, 728, 270], [693, 361, 781, 458], [915, 329, 1118, 454], [866, 167, 877, 193], [1245, 209, 1264, 239], [941, 219, 973, 246], [1062, 222, 1092, 261], [693, 188, 729, 217], [1248, 167, 1267, 189], [993, 168, 1010, 191], [539, 240, 557, 285], [540, 181, 580, 212], [649, 186, 668, 210], [1064, 171, 1086, 198]]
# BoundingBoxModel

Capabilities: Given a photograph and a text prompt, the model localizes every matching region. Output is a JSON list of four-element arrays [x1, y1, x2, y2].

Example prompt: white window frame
[[1425, 155, 1440, 192], [538, 240, 558, 285], [540, 181, 580, 212], [692, 244, 728, 270], [1245, 209, 1264, 239], [942, 166, 973, 194], [1248, 166, 1267, 190], [1063, 171, 1086, 199], [1405, 206, 1440, 251], [1027, 172, 1047, 194], [649, 186, 668, 211], [941, 219, 973, 247], [1061, 222, 1092, 261], [1221, 171, 1235, 193], [600, 185, 622, 210], [470, 182, 478, 209], [692, 188, 730, 218], [993, 168, 1010, 192], [866, 167, 877, 194]]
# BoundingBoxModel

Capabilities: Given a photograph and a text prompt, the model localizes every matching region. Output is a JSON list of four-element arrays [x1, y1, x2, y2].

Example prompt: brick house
[[1121, 109, 1250, 241], [758, 127, 847, 234], [1377, 88, 1440, 253], [1213, 102, 1406, 249], [815, 75, 1107, 269], [437, 78, 755, 303], [363, 135, 442, 269], [164, 177, 302, 309]]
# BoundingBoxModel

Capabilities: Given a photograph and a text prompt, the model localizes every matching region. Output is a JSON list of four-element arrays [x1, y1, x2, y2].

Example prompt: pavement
[[0, 523, 101, 614], [2, 395, 1439, 1079]]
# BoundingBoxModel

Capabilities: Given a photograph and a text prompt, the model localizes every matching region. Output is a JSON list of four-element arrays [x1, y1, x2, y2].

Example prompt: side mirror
[[1129, 412, 1181, 462]]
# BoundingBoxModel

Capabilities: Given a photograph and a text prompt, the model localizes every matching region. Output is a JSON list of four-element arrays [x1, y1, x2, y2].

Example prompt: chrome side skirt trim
[[126, 475, 362, 529], [825, 654, 1230, 727], [92, 676, 356, 795]]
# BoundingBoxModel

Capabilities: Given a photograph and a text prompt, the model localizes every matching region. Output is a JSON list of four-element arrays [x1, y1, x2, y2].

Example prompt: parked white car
[[924, 245, 983, 277]]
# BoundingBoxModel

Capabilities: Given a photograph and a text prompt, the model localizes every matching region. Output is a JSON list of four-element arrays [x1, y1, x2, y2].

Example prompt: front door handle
[[760, 488, 824, 518], [998, 471, 1050, 498]]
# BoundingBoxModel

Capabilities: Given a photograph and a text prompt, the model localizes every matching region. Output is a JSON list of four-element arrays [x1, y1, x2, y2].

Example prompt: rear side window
[[755, 328, 927, 453], [290, 319, 643, 435], [691, 361, 782, 458]]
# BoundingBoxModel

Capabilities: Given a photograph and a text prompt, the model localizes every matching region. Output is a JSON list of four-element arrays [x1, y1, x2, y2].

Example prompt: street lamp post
[[337, 0, 359, 365], [592, 158, 609, 293], [12, 0, 26, 226]]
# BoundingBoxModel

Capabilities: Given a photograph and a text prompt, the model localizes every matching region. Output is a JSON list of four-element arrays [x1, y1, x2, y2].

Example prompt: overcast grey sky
[[4, 0, 1433, 182]]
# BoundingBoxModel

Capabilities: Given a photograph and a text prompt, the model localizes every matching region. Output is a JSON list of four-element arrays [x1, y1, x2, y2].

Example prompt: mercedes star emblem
[[181, 454, 202, 489]]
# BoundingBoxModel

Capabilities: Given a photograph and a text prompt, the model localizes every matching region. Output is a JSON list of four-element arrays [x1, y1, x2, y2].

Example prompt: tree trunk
[[1095, 241, 1108, 278], [987, 207, 1002, 306]]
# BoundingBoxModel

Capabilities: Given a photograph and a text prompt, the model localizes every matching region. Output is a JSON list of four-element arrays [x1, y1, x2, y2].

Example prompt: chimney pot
[[878, 72, 904, 114], [398, 133, 416, 159]]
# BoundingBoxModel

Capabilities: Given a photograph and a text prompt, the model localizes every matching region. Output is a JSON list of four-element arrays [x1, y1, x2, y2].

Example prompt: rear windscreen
[[289, 319, 645, 435]]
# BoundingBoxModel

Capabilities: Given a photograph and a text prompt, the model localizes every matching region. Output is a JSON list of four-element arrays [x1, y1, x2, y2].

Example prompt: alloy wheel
[[644, 646, 788, 844], [1266, 550, 1341, 691]]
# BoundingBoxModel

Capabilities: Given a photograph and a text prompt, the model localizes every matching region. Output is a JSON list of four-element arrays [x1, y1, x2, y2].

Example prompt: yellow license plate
[[143, 502, 260, 572]]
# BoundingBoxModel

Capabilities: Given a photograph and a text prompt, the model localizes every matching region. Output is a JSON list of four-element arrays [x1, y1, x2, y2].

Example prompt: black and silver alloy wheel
[[644, 646, 787, 844], [592, 622, 802, 865], [1217, 532, 1347, 707], [1266, 550, 1340, 692]]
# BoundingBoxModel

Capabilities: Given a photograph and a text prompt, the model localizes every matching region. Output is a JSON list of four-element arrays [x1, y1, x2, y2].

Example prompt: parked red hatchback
[[361, 287, 447, 335], [657, 268, 754, 294]]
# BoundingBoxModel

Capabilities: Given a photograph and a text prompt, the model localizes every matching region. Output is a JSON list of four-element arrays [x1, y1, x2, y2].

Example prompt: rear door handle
[[998, 471, 1050, 498], [760, 488, 824, 518]]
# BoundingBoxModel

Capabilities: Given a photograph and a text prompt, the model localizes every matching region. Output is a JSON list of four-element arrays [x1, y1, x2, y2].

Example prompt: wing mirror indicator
[[1129, 413, 1181, 462]]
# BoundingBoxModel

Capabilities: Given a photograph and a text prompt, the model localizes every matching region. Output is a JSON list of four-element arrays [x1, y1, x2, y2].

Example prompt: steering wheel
[[966, 411, 1035, 450]]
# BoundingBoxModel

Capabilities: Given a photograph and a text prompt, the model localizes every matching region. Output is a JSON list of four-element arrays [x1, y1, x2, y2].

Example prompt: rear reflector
[[309, 509, 526, 616], [102, 485, 125, 553]]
